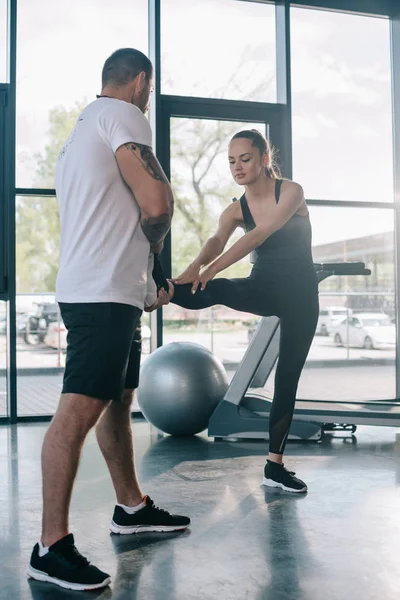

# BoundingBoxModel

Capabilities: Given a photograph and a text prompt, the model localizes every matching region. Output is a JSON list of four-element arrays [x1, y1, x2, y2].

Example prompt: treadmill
[[208, 262, 400, 441]]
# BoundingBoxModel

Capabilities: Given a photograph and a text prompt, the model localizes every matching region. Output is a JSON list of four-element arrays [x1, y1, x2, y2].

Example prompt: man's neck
[[98, 86, 129, 102]]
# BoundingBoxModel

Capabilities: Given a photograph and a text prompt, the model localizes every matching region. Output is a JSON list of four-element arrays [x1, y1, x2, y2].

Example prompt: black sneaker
[[263, 460, 308, 493], [27, 533, 111, 591], [110, 495, 190, 534]]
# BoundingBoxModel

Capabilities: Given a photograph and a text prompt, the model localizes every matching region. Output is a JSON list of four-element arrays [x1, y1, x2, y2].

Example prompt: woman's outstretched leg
[[171, 278, 269, 315]]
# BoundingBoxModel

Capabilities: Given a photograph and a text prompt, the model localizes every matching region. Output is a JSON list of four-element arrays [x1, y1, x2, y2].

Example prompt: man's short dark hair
[[102, 48, 153, 88]]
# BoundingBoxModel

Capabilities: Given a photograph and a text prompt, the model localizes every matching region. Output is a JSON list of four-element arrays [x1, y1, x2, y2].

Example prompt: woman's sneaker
[[27, 533, 111, 591], [110, 495, 191, 534], [263, 460, 308, 493]]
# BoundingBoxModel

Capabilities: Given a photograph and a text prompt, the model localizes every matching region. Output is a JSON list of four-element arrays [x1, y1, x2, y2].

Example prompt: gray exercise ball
[[138, 342, 228, 436]]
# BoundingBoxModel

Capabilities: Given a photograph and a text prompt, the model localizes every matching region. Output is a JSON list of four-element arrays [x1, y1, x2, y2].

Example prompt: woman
[[168, 129, 319, 493]]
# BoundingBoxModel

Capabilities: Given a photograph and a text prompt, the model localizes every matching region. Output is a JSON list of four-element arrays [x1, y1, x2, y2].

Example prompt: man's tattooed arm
[[124, 142, 169, 183], [141, 213, 171, 245], [123, 143, 174, 245]]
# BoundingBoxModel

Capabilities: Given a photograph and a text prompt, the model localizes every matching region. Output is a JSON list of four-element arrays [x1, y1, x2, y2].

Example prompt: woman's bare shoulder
[[279, 179, 304, 196]]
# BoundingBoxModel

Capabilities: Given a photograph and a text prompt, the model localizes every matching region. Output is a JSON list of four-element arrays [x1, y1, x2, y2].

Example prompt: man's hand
[[144, 281, 173, 312], [172, 262, 201, 294]]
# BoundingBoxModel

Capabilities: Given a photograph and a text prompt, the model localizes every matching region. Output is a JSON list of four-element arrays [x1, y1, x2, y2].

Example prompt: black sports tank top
[[238, 179, 314, 267]]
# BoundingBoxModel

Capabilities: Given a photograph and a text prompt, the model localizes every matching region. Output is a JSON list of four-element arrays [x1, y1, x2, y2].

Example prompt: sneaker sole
[[27, 566, 111, 591], [109, 521, 189, 535], [262, 477, 307, 493]]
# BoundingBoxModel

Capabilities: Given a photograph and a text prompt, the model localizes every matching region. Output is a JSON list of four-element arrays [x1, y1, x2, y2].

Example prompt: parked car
[[1, 313, 32, 337], [332, 312, 395, 349], [22, 303, 59, 345], [247, 320, 260, 343], [141, 324, 151, 354], [44, 320, 68, 350], [317, 306, 350, 336]]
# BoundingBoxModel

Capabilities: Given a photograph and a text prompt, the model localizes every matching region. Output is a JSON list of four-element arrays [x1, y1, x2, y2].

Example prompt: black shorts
[[59, 302, 143, 402]]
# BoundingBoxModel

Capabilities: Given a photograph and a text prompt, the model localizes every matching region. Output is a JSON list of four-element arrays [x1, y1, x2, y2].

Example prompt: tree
[[169, 75, 273, 278], [17, 58, 273, 292], [16, 101, 87, 293], [170, 117, 244, 277]]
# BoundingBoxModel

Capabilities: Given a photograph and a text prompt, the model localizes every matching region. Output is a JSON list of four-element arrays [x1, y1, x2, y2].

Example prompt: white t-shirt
[[55, 97, 157, 309]]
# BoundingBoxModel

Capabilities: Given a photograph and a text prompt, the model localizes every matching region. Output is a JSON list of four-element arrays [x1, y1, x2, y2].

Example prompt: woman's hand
[[199, 265, 217, 291], [173, 262, 201, 294]]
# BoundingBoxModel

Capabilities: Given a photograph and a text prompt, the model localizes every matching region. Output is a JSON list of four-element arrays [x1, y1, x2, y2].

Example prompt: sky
[[3, 0, 396, 249]]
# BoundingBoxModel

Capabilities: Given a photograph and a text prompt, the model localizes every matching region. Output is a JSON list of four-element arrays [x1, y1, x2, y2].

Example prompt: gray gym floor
[[1, 421, 400, 600]]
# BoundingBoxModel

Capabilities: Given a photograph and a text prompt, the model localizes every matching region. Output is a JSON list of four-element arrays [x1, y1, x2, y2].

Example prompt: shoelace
[[54, 543, 89, 569], [146, 497, 170, 516]]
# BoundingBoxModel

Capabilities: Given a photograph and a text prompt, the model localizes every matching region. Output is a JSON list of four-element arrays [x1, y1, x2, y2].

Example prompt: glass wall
[[165, 116, 269, 370], [14, 0, 148, 416], [163, 6, 397, 405], [16, 0, 148, 188], [0, 0, 398, 420], [291, 8, 393, 202], [240, 204, 396, 402], [310, 206, 395, 399], [15, 196, 60, 416], [161, 0, 276, 102], [258, 9, 396, 403]]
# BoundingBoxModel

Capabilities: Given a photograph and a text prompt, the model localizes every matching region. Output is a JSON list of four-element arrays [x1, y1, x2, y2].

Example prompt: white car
[[45, 321, 68, 350], [332, 313, 395, 349], [141, 324, 151, 354], [317, 306, 350, 336]]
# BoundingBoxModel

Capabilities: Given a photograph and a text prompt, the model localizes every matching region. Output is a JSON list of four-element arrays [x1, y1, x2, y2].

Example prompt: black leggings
[[172, 275, 319, 454]]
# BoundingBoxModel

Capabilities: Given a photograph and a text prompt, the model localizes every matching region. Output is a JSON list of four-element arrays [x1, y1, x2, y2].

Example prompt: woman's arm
[[201, 182, 304, 286], [174, 203, 240, 292]]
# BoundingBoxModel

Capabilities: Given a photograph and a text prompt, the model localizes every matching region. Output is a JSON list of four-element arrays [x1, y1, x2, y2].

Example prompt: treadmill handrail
[[314, 261, 371, 277]]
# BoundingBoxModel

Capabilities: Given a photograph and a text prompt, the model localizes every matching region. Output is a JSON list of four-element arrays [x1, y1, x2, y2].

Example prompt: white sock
[[117, 498, 146, 514], [38, 540, 49, 557]]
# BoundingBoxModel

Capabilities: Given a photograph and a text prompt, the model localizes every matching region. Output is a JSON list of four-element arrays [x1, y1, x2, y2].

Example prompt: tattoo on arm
[[141, 213, 171, 245], [125, 143, 169, 183]]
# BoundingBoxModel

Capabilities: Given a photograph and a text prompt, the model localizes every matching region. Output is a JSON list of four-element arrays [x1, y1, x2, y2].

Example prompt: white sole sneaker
[[27, 565, 111, 591], [262, 476, 307, 493], [109, 521, 189, 535]]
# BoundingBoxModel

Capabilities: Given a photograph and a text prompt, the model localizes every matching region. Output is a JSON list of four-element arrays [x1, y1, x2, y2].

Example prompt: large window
[[16, 0, 148, 188], [260, 205, 396, 403], [165, 116, 268, 369], [2, 1, 398, 421], [15, 196, 60, 416], [14, 0, 148, 416], [161, 0, 276, 102], [291, 9, 393, 202]]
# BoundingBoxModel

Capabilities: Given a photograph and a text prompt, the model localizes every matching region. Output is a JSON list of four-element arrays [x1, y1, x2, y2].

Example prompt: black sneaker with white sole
[[110, 495, 190, 534], [263, 460, 308, 493], [27, 533, 111, 591]]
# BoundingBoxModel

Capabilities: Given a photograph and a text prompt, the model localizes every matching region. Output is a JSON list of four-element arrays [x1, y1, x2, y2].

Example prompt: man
[[27, 48, 190, 592]]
